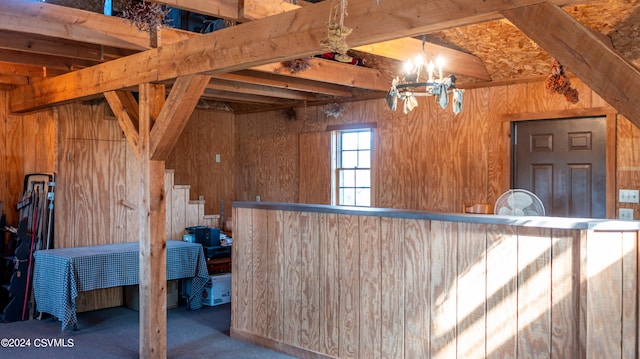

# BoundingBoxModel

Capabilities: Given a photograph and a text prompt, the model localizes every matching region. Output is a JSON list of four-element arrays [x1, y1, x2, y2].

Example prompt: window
[[334, 129, 372, 206]]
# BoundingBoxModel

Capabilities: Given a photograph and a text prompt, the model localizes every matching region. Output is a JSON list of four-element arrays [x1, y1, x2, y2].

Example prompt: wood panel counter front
[[231, 202, 640, 359]]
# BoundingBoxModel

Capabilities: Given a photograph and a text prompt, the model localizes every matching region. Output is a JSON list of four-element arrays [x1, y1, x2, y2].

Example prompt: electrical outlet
[[619, 189, 640, 203], [619, 208, 634, 220], [256, 195, 261, 202], [215, 154, 221, 163]]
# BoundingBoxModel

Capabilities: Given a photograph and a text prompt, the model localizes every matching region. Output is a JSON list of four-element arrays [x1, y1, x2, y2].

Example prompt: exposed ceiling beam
[[249, 58, 389, 92], [0, 62, 47, 88], [238, 0, 492, 81], [0, 48, 97, 71], [502, 2, 640, 127], [150, 74, 211, 160], [240, 0, 300, 21], [0, 0, 151, 51], [104, 90, 141, 158], [353, 38, 491, 81], [148, 0, 239, 20], [201, 87, 303, 105], [207, 78, 322, 101], [159, 30, 383, 95], [0, 74, 28, 88], [215, 70, 356, 97], [0, 29, 136, 62], [9, 0, 596, 113]]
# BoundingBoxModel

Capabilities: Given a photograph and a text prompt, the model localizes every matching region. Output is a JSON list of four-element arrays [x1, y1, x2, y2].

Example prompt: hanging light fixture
[[386, 38, 464, 115]]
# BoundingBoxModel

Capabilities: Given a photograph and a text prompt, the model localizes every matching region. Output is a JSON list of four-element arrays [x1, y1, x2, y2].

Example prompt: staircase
[[165, 169, 220, 240]]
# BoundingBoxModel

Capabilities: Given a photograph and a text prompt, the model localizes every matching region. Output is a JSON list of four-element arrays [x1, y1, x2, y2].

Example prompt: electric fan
[[494, 189, 546, 216]]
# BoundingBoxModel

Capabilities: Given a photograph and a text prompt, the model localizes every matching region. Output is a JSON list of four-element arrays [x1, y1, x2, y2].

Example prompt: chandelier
[[386, 41, 464, 115]]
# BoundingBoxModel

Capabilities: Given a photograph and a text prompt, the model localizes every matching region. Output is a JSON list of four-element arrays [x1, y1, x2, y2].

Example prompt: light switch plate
[[619, 208, 634, 220], [619, 189, 639, 203]]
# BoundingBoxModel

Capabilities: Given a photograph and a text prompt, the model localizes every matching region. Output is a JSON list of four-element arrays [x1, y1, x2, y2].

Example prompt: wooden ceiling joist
[[159, 28, 383, 97], [0, 1, 151, 51], [206, 78, 321, 101], [249, 58, 389, 92], [8, 0, 599, 113], [149, 0, 240, 20], [201, 89, 301, 106], [0, 48, 96, 71], [502, 2, 640, 127], [240, 0, 300, 21], [215, 70, 356, 98], [0, 74, 28, 88], [0, 29, 136, 62]]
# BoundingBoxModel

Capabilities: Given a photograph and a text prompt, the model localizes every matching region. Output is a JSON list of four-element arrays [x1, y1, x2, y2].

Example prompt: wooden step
[[165, 169, 220, 240]]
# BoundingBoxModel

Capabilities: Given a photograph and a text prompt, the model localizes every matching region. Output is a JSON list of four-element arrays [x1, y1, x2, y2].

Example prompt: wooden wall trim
[[606, 114, 617, 218], [232, 201, 640, 231], [325, 122, 378, 131], [231, 328, 337, 359], [500, 106, 616, 122]]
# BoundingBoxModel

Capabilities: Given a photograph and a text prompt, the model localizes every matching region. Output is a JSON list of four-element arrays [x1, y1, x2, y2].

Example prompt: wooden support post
[[138, 82, 167, 358]]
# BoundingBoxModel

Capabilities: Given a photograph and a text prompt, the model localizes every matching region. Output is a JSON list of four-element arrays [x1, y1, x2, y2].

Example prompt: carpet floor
[[0, 303, 296, 358]]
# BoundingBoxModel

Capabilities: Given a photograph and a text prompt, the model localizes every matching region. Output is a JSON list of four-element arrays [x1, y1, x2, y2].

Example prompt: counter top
[[233, 201, 640, 231]]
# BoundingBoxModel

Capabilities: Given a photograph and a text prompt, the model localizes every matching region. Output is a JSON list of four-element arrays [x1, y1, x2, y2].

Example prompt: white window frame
[[331, 127, 374, 207]]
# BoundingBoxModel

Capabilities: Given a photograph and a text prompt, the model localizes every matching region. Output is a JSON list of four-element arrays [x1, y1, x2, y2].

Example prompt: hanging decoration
[[120, 0, 171, 34], [277, 108, 298, 121], [544, 58, 579, 104], [325, 101, 346, 118], [386, 38, 464, 115], [320, 0, 353, 63], [283, 57, 313, 73]]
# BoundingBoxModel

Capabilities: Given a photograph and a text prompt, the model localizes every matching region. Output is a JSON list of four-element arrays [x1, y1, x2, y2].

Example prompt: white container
[[202, 273, 231, 306]]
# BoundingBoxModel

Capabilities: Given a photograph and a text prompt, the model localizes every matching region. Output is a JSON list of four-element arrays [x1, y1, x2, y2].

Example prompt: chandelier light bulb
[[414, 54, 424, 68], [427, 61, 435, 82], [404, 59, 414, 74], [436, 55, 445, 80]]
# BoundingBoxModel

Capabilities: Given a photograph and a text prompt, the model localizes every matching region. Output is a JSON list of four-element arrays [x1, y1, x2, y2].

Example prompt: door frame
[[501, 107, 617, 218]]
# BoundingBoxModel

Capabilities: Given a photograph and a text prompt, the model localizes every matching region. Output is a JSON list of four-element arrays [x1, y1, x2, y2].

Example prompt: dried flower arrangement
[[120, 0, 171, 34], [320, 0, 353, 63], [282, 58, 313, 73], [544, 58, 579, 104], [325, 102, 346, 118], [277, 108, 298, 121]]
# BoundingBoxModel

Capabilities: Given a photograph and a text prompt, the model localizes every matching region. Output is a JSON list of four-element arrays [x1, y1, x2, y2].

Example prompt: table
[[33, 240, 209, 331]]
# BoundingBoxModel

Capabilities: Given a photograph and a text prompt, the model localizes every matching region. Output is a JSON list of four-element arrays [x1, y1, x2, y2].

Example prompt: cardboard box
[[202, 273, 231, 306], [125, 280, 179, 311]]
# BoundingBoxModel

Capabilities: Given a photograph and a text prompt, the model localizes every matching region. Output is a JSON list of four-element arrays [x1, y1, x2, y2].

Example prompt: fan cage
[[494, 189, 546, 216]]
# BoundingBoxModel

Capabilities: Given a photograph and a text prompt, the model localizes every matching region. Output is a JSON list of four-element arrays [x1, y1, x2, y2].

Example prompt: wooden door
[[513, 117, 606, 218]]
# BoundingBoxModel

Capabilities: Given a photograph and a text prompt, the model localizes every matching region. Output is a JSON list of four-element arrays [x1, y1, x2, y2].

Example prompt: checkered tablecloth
[[33, 240, 209, 331]]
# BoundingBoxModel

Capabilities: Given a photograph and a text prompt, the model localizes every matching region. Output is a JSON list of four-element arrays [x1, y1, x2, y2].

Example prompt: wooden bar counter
[[231, 202, 640, 359]]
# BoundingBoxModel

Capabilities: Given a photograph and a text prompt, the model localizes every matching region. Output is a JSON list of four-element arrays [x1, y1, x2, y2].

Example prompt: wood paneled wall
[[166, 108, 236, 219], [232, 78, 636, 217], [55, 100, 135, 248], [55, 100, 134, 311], [617, 114, 640, 219], [234, 110, 302, 204], [232, 205, 639, 359], [0, 90, 57, 226]]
